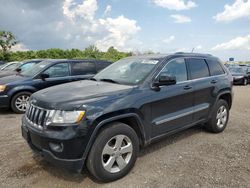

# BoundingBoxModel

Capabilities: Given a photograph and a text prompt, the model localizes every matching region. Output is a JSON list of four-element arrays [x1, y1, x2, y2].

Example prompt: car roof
[[126, 52, 216, 60], [39, 59, 112, 63]]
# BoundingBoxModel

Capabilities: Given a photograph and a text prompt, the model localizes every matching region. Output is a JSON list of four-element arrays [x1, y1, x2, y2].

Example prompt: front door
[[149, 58, 195, 138]]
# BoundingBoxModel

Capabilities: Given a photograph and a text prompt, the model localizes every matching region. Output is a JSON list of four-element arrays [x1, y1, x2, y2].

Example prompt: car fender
[[8, 85, 37, 97], [81, 113, 146, 162]]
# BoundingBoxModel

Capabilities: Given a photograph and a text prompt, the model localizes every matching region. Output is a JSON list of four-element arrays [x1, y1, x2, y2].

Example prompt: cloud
[[153, 0, 197, 10], [212, 35, 250, 51], [104, 5, 112, 16], [170, 14, 191, 23], [11, 43, 29, 52], [95, 16, 141, 51], [0, 0, 141, 51], [214, 0, 250, 22], [163, 35, 175, 43]]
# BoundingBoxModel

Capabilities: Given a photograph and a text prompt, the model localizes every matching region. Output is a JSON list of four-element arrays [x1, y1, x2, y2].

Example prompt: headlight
[[46, 110, 85, 125], [0, 85, 6, 92]]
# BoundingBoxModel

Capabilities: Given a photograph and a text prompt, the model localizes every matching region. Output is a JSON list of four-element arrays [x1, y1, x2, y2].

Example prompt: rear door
[[186, 58, 217, 122], [70, 61, 97, 81]]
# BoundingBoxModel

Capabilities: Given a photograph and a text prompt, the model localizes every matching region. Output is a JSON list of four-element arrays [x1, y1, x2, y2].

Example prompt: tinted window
[[187, 58, 209, 79], [206, 59, 225, 76], [44, 63, 70, 78], [161, 58, 187, 82], [71, 61, 96, 75], [96, 61, 111, 72], [20, 62, 37, 72]]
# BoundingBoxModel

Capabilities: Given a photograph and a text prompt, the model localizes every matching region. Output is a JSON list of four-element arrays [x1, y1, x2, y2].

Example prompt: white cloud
[[62, 1, 141, 51], [63, 0, 98, 22], [212, 35, 250, 51], [11, 43, 29, 52], [163, 35, 175, 43], [95, 16, 141, 51], [214, 0, 250, 22], [196, 45, 202, 50], [104, 5, 112, 16], [170, 14, 191, 23], [153, 0, 197, 10]]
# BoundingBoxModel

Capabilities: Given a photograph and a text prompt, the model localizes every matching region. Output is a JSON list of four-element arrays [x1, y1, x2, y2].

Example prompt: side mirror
[[154, 72, 176, 87], [40, 73, 49, 80], [15, 68, 21, 72]]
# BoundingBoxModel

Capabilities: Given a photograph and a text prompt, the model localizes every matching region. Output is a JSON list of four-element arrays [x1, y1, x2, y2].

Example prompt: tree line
[[0, 30, 132, 62]]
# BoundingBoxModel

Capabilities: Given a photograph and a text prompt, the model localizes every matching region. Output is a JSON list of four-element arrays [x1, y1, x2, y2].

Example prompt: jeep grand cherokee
[[21, 53, 233, 182]]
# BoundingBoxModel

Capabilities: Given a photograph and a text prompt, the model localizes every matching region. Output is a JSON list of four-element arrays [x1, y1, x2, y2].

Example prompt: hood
[[31, 80, 134, 110], [0, 74, 31, 85], [0, 70, 16, 78]]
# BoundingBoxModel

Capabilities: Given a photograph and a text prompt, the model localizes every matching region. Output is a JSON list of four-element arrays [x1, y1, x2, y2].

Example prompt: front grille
[[26, 104, 50, 130]]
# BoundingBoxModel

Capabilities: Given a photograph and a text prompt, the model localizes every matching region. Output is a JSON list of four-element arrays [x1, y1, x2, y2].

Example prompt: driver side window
[[161, 58, 187, 83], [44, 63, 70, 78]]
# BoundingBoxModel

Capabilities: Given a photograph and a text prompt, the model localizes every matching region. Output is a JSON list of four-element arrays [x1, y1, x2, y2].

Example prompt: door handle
[[183, 85, 192, 90], [211, 80, 218, 84]]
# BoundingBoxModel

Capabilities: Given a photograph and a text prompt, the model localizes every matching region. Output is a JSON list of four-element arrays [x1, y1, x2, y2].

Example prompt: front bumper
[[0, 95, 10, 108], [21, 117, 90, 172]]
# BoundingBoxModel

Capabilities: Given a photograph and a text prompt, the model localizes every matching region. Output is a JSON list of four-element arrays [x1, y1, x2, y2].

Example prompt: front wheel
[[11, 91, 31, 113], [86, 122, 139, 182], [206, 99, 229, 133]]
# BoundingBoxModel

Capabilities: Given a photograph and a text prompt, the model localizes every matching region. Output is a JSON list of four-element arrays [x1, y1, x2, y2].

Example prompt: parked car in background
[[0, 59, 111, 113], [21, 53, 233, 182], [229, 66, 250, 85], [0, 59, 44, 78], [0, 61, 20, 71], [0, 61, 5, 65]]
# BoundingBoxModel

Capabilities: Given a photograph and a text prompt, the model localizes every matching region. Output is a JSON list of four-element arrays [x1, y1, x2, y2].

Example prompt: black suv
[[21, 53, 233, 182], [0, 59, 111, 113]]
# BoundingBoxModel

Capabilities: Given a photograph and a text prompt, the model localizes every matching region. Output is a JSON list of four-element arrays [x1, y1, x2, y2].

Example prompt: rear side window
[[95, 61, 111, 72], [206, 59, 225, 76], [187, 58, 209, 79], [71, 61, 97, 75]]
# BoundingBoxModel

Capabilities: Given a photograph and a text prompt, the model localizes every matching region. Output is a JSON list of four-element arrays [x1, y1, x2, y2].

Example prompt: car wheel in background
[[243, 78, 247, 86], [11, 91, 31, 113]]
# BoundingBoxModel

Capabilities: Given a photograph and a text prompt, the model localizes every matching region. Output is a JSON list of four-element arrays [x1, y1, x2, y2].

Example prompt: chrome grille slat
[[26, 104, 49, 130]]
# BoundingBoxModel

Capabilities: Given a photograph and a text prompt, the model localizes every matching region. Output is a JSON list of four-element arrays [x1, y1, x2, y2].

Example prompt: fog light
[[49, 142, 64, 153]]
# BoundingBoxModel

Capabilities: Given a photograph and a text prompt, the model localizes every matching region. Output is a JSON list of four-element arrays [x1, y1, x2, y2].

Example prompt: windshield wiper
[[99, 78, 119, 84]]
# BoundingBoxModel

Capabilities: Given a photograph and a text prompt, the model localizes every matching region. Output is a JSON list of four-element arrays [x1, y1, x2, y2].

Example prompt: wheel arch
[[82, 113, 147, 163]]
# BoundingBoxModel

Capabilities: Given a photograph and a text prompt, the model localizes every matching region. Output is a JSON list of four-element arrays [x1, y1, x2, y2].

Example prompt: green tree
[[83, 45, 100, 59], [0, 31, 18, 61]]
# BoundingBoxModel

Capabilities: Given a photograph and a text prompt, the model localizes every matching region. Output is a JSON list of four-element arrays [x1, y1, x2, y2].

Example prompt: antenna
[[191, 47, 195, 53]]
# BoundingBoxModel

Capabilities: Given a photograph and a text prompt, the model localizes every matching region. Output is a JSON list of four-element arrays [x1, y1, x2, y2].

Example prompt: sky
[[0, 0, 250, 61]]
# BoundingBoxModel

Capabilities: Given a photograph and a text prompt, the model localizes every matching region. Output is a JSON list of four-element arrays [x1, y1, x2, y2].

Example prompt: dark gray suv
[[22, 53, 233, 182]]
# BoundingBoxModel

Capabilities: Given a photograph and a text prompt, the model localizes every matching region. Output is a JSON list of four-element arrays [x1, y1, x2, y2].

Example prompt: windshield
[[21, 61, 48, 77], [19, 62, 38, 72], [3, 62, 20, 70], [94, 57, 160, 85], [229, 67, 245, 74]]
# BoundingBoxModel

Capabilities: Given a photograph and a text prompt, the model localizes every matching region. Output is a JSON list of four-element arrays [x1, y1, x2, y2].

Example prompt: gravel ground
[[0, 86, 249, 188]]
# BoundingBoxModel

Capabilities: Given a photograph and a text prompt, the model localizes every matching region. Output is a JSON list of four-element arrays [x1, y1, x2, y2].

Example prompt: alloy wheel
[[216, 105, 228, 128], [15, 95, 30, 112], [102, 135, 133, 173]]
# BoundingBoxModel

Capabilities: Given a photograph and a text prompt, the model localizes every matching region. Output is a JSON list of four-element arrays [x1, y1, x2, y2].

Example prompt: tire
[[11, 91, 31, 114], [206, 99, 229, 133], [86, 122, 139, 182], [243, 78, 247, 86]]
